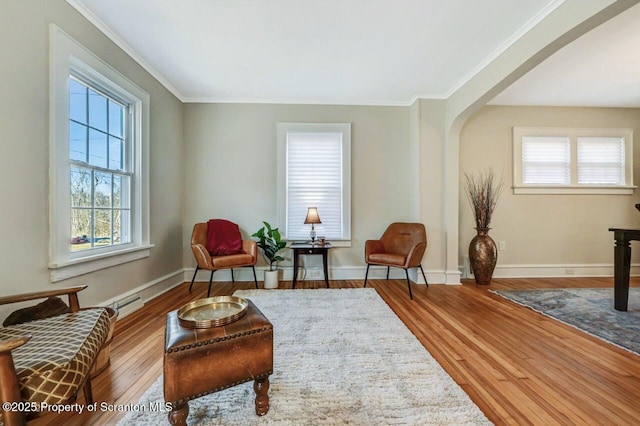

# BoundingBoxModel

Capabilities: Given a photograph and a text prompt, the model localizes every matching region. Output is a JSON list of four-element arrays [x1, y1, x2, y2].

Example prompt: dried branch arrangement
[[464, 169, 504, 229]]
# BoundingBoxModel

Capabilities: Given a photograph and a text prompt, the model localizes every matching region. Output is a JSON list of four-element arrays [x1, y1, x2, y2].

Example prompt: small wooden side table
[[290, 243, 332, 288]]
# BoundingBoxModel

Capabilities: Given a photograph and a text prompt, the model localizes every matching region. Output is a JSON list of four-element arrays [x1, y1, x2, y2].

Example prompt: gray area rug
[[491, 287, 640, 356], [119, 288, 491, 425]]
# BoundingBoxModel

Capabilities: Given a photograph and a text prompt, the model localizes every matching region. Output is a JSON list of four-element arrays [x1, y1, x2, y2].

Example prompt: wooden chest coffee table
[[163, 300, 273, 425]]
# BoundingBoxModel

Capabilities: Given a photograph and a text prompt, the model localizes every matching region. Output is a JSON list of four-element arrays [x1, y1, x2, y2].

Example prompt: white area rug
[[119, 288, 491, 425]]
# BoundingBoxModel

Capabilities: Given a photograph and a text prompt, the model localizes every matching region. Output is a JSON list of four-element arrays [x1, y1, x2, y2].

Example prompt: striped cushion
[[0, 308, 110, 405]]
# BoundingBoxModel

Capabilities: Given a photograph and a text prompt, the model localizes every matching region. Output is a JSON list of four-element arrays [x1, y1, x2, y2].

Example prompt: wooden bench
[[0, 286, 110, 426]]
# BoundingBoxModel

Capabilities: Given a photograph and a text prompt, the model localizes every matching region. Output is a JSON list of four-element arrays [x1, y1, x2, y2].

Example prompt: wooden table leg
[[614, 237, 631, 311], [292, 250, 299, 289], [254, 377, 270, 416], [322, 250, 329, 288], [168, 401, 189, 426]]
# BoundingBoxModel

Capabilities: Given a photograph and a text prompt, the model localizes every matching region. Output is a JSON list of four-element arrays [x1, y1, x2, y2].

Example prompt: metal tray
[[177, 296, 249, 329]]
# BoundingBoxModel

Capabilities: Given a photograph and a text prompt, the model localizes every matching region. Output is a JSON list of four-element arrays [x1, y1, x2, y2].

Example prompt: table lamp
[[304, 207, 321, 243]]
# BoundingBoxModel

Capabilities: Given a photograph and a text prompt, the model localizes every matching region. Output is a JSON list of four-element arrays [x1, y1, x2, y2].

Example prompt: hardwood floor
[[31, 277, 640, 425]]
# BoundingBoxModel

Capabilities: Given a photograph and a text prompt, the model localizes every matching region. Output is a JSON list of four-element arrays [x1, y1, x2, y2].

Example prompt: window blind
[[577, 137, 625, 185], [286, 132, 343, 240], [522, 136, 570, 185]]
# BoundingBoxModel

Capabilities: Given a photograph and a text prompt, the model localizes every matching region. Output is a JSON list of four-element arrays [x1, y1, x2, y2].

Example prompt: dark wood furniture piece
[[163, 300, 273, 425], [0, 286, 110, 426], [364, 222, 428, 300], [609, 228, 640, 311], [290, 242, 332, 288]]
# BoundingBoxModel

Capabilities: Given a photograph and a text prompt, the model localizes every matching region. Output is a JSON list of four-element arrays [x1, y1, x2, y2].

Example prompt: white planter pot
[[264, 270, 279, 289]]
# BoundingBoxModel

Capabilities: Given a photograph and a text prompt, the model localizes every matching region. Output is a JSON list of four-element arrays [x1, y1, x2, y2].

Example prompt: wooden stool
[[163, 300, 273, 425]]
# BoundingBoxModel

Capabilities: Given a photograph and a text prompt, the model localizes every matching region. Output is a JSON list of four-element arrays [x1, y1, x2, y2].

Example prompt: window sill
[[513, 185, 636, 195], [48, 244, 154, 282]]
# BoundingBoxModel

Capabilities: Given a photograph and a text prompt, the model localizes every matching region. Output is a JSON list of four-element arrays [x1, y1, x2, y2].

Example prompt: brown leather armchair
[[363, 222, 428, 299], [188, 222, 258, 297]]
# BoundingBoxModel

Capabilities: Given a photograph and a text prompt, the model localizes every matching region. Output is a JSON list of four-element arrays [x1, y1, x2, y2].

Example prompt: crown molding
[[66, 0, 186, 102], [444, 0, 565, 98], [180, 96, 416, 106], [67, 0, 564, 107]]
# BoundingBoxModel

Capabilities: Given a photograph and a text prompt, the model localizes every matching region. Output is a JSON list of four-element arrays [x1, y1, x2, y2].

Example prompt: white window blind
[[577, 137, 625, 185], [286, 132, 343, 240], [522, 136, 570, 185], [512, 127, 634, 195], [277, 122, 351, 244]]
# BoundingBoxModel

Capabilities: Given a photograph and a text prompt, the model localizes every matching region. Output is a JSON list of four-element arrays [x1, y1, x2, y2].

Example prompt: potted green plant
[[252, 221, 287, 289]]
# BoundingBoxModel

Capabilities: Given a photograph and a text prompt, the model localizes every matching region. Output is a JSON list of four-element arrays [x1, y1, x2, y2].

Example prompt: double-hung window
[[513, 127, 634, 194], [49, 25, 151, 281], [69, 77, 131, 252], [277, 123, 351, 245]]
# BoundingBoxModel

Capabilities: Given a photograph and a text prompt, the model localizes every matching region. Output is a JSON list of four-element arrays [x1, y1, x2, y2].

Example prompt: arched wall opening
[[415, 0, 637, 283]]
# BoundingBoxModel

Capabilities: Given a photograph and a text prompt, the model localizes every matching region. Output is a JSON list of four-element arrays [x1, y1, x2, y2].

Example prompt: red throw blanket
[[206, 219, 245, 256]]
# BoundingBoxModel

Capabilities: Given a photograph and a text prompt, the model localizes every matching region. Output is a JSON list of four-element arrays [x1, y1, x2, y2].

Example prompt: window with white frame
[[277, 123, 351, 245], [513, 127, 634, 194], [49, 25, 151, 282], [69, 76, 131, 252]]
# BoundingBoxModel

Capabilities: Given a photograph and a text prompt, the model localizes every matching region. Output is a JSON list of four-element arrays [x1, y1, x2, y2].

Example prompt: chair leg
[[231, 269, 235, 283], [364, 264, 370, 287], [386, 266, 390, 280], [189, 265, 200, 292], [405, 269, 413, 300], [252, 266, 258, 289], [83, 375, 93, 404], [420, 264, 428, 287], [207, 270, 215, 298], [0, 351, 25, 426]]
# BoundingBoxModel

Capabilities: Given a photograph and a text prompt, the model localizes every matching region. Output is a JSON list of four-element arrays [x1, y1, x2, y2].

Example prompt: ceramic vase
[[264, 269, 279, 289], [469, 227, 497, 285]]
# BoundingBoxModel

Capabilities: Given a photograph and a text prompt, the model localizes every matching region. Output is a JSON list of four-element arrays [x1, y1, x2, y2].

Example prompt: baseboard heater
[[113, 294, 143, 319]]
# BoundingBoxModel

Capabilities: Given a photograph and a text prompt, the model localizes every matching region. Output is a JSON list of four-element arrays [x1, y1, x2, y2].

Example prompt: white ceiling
[[490, 1, 640, 108], [69, 0, 640, 107]]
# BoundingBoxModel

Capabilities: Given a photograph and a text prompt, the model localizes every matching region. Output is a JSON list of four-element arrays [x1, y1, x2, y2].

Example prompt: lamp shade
[[304, 207, 322, 224]]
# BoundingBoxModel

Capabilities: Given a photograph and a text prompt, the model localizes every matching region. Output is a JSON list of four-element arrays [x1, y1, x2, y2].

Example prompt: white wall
[[459, 105, 640, 277], [441, 0, 631, 282], [416, 99, 448, 281], [0, 0, 184, 318], [1, 1, 632, 321], [183, 103, 419, 280]]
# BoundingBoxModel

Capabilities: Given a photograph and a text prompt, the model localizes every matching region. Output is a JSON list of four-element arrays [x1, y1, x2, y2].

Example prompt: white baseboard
[[98, 269, 184, 319], [459, 262, 636, 279], [184, 265, 450, 285], [95, 261, 631, 321]]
